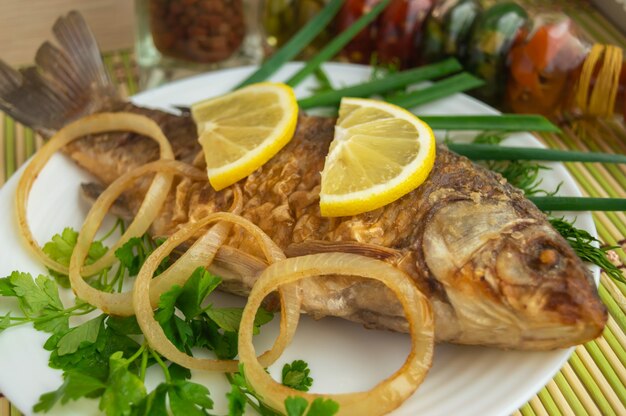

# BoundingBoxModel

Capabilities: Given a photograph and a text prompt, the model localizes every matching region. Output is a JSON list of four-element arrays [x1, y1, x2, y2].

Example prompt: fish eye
[[528, 240, 564, 270], [539, 247, 559, 266]]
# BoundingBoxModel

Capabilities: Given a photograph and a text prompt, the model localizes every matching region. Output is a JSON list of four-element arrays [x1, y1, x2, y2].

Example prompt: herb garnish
[[470, 132, 562, 196], [1, 227, 339, 416], [549, 217, 625, 284]]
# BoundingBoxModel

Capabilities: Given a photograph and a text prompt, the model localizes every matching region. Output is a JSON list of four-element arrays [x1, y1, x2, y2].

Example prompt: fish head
[[422, 200, 607, 349]]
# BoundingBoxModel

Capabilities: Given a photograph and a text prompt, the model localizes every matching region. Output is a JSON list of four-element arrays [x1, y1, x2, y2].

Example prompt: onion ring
[[69, 159, 217, 316], [133, 212, 301, 373], [237, 253, 434, 416], [17, 112, 174, 276]]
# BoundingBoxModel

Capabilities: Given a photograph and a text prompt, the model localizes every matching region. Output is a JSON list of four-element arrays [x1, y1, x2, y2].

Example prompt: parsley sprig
[[1, 226, 339, 416], [227, 363, 336, 416]]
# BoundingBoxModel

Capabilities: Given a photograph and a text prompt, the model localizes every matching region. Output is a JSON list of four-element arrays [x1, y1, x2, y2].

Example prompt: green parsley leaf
[[205, 307, 242, 332], [42, 227, 107, 287], [131, 384, 168, 416], [57, 315, 105, 356], [176, 267, 221, 319], [205, 306, 273, 335], [42, 228, 78, 266], [33, 314, 69, 334], [114, 237, 145, 276], [114, 235, 170, 278], [47, 325, 139, 382], [99, 352, 147, 416], [169, 362, 191, 381], [33, 370, 106, 413], [212, 328, 238, 360], [155, 285, 183, 324], [107, 316, 142, 335], [230, 367, 248, 389], [282, 360, 313, 391], [0, 277, 16, 296], [9, 272, 62, 316], [306, 398, 340, 416], [285, 396, 308, 416], [168, 380, 213, 416], [0, 313, 10, 331], [254, 307, 274, 329], [96, 328, 143, 370], [0, 272, 72, 333], [162, 315, 193, 352], [226, 383, 247, 416]]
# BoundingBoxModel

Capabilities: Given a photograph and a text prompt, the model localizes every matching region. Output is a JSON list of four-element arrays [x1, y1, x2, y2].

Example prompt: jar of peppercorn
[[135, 0, 264, 89]]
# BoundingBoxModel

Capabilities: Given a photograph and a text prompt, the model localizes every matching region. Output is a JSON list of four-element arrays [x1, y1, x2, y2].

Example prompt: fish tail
[[0, 11, 119, 135]]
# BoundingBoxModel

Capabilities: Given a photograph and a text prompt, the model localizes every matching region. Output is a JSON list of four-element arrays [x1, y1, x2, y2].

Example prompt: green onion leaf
[[529, 196, 626, 211], [286, 0, 391, 87], [448, 143, 626, 163], [298, 58, 462, 109], [235, 0, 344, 89], [389, 73, 484, 108], [419, 115, 560, 132]]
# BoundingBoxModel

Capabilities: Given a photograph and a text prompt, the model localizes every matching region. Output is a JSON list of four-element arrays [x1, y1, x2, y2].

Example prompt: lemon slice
[[320, 97, 436, 217], [191, 82, 298, 190]]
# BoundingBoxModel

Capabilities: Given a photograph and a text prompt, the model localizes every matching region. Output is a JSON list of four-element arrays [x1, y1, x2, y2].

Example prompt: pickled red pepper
[[331, 0, 625, 120]]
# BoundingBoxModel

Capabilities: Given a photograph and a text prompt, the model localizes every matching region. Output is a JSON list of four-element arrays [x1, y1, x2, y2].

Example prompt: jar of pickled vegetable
[[336, 0, 382, 64], [506, 13, 626, 119], [376, 0, 434, 68], [422, 0, 482, 64], [464, 2, 529, 105], [264, 0, 331, 58], [135, 0, 264, 88]]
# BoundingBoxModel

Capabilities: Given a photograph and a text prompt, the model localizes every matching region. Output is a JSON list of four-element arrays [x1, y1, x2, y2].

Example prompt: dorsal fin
[[0, 11, 119, 135]]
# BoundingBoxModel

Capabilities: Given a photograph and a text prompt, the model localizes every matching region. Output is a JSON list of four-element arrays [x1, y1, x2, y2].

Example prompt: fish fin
[[286, 240, 402, 262], [80, 182, 134, 220], [0, 11, 119, 134]]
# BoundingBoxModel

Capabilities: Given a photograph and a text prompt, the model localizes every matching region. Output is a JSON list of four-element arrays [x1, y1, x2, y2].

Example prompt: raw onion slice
[[16, 112, 174, 276], [133, 212, 301, 372], [238, 252, 434, 416], [69, 159, 215, 316]]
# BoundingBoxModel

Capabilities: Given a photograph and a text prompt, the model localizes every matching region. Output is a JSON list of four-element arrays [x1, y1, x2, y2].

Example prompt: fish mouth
[[422, 200, 607, 349]]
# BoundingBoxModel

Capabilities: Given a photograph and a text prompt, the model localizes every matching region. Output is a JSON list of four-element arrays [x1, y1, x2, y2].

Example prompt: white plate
[[0, 62, 596, 416]]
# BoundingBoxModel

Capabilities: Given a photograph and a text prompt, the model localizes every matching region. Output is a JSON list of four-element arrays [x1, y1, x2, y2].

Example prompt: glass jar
[[376, 0, 435, 68], [135, 0, 265, 89], [263, 0, 331, 58]]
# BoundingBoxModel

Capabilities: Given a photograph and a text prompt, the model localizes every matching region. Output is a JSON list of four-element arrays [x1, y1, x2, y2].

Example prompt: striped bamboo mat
[[1, 4, 625, 416]]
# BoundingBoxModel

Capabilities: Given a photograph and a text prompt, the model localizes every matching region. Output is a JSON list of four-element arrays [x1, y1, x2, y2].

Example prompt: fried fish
[[0, 12, 606, 350]]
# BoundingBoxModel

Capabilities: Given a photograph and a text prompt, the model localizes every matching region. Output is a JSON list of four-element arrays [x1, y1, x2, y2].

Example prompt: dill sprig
[[472, 131, 507, 144], [470, 132, 562, 196], [486, 160, 562, 196], [549, 217, 625, 284]]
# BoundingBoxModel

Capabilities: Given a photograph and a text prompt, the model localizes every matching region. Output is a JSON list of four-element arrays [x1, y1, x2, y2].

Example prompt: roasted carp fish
[[0, 12, 606, 350]]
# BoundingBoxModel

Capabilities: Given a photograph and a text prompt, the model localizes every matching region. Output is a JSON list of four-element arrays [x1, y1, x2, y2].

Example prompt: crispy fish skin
[[0, 12, 606, 350]]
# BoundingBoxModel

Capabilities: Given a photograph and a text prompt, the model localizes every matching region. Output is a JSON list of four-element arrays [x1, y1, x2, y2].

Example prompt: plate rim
[[0, 61, 596, 416]]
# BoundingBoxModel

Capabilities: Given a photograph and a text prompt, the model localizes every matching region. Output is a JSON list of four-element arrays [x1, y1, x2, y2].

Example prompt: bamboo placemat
[[1, 4, 625, 416]]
